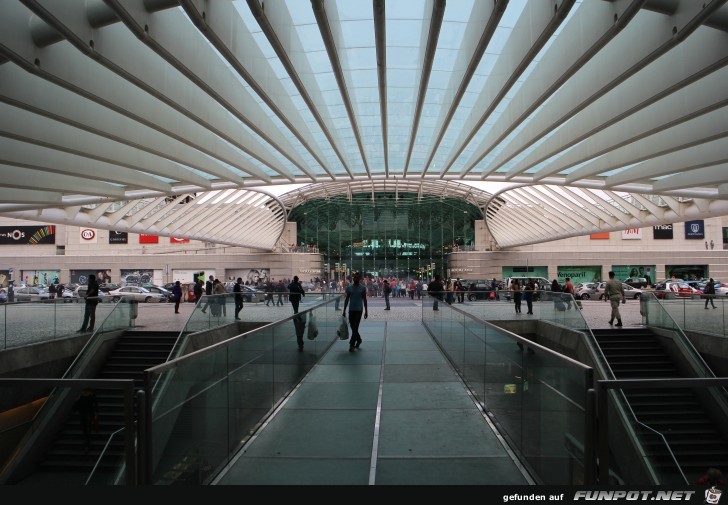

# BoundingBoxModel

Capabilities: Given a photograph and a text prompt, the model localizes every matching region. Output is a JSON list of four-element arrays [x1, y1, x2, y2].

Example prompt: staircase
[[593, 328, 728, 483], [21, 331, 181, 485]]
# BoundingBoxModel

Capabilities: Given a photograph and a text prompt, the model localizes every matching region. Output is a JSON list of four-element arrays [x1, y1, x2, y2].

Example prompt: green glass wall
[[288, 192, 481, 279]]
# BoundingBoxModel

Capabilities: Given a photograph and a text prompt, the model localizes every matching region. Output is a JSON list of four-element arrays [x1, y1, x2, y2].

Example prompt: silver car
[[575, 282, 600, 300], [108, 286, 167, 303], [597, 282, 643, 300]]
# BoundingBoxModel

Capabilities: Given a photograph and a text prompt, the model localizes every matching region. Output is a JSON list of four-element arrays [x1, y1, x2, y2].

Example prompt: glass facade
[[288, 192, 481, 280]]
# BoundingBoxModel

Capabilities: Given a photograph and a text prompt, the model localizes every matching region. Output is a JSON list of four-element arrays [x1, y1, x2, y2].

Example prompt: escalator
[[593, 327, 728, 483], [12, 331, 180, 485]]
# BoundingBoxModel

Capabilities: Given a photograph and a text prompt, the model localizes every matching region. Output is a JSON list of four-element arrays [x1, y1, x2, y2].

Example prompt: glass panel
[[423, 298, 592, 484], [147, 299, 340, 484]]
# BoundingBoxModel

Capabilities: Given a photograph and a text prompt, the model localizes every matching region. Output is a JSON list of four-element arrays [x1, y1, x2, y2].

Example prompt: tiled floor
[[214, 320, 533, 485]]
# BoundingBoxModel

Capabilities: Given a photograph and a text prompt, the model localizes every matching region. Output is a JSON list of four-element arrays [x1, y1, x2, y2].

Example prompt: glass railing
[[142, 297, 341, 484], [169, 292, 337, 360], [0, 297, 118, 350], [421, 296, 594, 485], [653, 295, 728, 337]]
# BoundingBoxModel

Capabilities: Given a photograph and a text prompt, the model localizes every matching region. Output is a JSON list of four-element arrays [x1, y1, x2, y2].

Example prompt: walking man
[[288, 276, 306, 314], [704, 278, 717, 309], [342, 272, 368, 352], [200, 275, 214, 313], [605, 271, 626, 327], [172, 280, 183, 314], [383, 279, 391, 310], [233, 276, 244, 320], [427, 274, 444, 311]]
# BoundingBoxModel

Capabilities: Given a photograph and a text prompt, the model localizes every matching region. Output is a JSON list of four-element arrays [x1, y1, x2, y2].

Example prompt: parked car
[[653, 281, 695, 299], [224, 282, 266, 303], [502, 277, 551, 301], [597, 282, 644, 300], [464, 280, 493, 301], [698, 280, 728, 296], [108, 286, 167, 303], [623, 277, 649, 289], [300, 281, 317, 292], [575, 282, 600, 300], [14, 286, 50, 302], [73, 285, 112, 303], [141, 284, 175, 302]]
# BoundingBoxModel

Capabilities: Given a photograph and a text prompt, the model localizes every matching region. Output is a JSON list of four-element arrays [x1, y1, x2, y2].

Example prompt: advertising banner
[[621, 228, 642, 240], [139, 234, 159, 244], [226, 268, 271, 287], [666, 264, 707, 280], [20, 270, 62, 286], [120, 269, 155, 285], [69, 269, 112, 285], [556, 266, 602, 285], [170, 237, 190, 244], [653, 224, 673, 239], [109, 231, 128, 244], [684, 220, 705, 239], [173, 270, 216, 283], [611, 265, 655, 286], [0, 225, 56, 245]]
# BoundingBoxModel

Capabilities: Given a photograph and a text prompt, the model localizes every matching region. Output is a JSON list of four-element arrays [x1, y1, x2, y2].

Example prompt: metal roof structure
[[1, 0, 727, 250]]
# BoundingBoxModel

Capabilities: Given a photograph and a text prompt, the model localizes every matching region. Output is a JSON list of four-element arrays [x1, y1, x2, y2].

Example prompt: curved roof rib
[[0, 1, 726, 249]]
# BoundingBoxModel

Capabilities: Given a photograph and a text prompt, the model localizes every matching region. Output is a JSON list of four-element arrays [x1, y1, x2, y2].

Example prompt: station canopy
[[1, 0, 727, 249]]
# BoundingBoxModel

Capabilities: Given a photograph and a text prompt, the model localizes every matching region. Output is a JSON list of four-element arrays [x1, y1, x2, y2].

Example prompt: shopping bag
[[337, 316, 349, 340], [307, 313, 319, 340]]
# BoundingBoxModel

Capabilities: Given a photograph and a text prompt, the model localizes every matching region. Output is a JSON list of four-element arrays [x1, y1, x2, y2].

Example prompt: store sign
[[653, 224, 673, 240], [170, 237, 190, 243], [0, 225, 55, 245], [590, 232, 609, 240], [80, 228, 97, 243], [684, 220, 704, 239], [140, 234, 159, 244], [109, 231, 128, 244], [621, 228, 642, 240]]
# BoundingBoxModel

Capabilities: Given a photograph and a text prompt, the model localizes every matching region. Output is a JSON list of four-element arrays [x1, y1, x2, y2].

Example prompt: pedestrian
[[383, 279, 391, 310], [445, 278, 455, 305], [77, 274, 99, 333], [704, 278, 717, 309], [48, 282, 57, 300], [213, 278, 226, 316], [233, 276, 244, 320], [193, 278, 204, 307], [74, 387, 98, 454], [604, 271, 626, 327], [342, 272, 368, 352], [564, 277, 576, 309], [274, 280, 283, 306], [523, 278, 534, 315], [288, 275, 306, 314], [172, 280, 182, 314], [427, 274, 444, 311], [200, 275, 214, 313], [265, 279, 274, 306], [511, 278, 522, 314], [491, 278, 500, 300]]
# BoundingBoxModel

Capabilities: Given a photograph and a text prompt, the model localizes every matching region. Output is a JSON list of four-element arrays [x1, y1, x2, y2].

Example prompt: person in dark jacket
[[704, 278, 717, 309], [427, 275, 444, 311], [233, 277, 244, 320], [78, 274, 99, 332], [172, 280, 183, 314], [200, 275, 214, 313], [288, 275, 306, 314]]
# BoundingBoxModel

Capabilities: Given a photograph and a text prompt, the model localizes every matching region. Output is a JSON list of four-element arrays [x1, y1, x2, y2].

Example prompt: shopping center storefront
[[287, 192, 482, 280]]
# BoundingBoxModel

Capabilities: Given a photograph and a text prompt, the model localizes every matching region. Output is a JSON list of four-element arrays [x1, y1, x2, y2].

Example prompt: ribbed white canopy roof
[[1, 0, 727, 249]]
